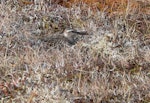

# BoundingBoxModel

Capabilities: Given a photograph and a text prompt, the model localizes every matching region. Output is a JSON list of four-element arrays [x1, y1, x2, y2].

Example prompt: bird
[[40, 28, 89, 49]]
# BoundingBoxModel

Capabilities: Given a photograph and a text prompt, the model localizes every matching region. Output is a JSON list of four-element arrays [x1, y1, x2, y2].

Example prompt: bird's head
[[63, 28, 75, 37], [63, 28, 88, 38]]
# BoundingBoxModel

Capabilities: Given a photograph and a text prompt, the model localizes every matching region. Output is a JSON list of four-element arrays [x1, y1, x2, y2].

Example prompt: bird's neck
[[63, 32, 68, 37]]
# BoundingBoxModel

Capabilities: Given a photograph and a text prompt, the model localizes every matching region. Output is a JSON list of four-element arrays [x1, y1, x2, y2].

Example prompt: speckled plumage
[[41, 28, 88, 49]]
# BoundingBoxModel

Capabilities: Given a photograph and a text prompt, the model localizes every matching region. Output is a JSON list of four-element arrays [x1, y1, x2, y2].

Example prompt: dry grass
[[0, 0, 150, 103]]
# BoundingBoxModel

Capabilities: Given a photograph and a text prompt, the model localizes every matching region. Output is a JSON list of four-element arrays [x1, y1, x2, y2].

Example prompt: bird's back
[[40, 28, 89, 49]]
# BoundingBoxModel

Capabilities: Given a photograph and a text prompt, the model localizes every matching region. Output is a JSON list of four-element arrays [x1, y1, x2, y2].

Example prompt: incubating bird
[[41, 28, 89, 49]]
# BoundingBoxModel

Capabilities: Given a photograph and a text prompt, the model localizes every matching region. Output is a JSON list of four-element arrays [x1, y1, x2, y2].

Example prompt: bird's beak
[[71, 30, 88, 35]]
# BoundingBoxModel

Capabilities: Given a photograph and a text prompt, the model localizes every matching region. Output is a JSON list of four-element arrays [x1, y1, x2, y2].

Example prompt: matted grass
[[0, 0, 150, 103]]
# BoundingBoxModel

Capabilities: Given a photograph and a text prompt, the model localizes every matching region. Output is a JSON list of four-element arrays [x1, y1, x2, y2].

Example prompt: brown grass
[[0, 0, 150, 103]]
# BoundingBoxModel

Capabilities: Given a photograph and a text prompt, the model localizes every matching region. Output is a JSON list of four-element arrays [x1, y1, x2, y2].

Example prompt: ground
[[0, 0, 150, 103]]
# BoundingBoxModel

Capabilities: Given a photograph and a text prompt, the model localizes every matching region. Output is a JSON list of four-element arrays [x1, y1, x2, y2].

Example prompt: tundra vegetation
[[0, 0, 150, 103]]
